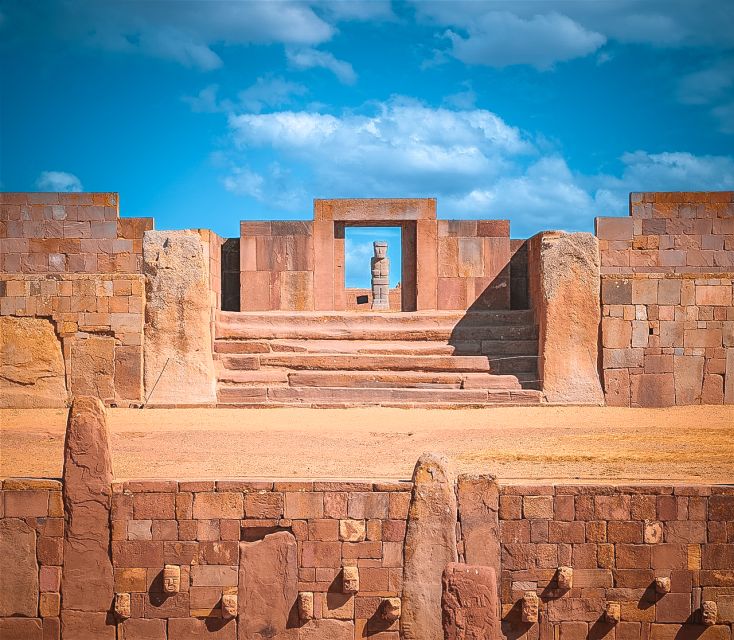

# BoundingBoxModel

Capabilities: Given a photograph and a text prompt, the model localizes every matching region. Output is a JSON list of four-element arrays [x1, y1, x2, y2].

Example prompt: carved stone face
[[373, 241, 387, 259], [114, 593, 131, 620], [221, 594, 237, 619], [342, 566, 359, 593], [163, 564, 181, 594]]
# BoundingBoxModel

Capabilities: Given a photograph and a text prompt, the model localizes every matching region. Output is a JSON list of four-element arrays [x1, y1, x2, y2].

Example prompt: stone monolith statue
[[371, 241, 390, 310]]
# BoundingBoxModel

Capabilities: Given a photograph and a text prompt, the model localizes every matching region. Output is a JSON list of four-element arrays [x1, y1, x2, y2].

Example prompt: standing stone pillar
[[371, 241, 390, 310], [527, 231, 604, 404], [401, 453, 457, 640], [143, 230, 217, 405], [61, 397, 115, 638]]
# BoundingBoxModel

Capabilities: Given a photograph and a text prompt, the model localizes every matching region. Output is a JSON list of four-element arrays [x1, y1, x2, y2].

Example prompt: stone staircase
[[214, 310, 543, 407]]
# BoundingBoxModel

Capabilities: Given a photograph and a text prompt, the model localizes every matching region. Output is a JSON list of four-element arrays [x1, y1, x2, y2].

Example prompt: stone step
[[220, 353, 493, 373], [487, 356, 538, 375], [216, 368, 290, 385], [285, 371, 523, 390], [216, 310, 536, 341], [215, 385, 543, 406], [215, 339, 457, 356], [214, 338, 538, 357]]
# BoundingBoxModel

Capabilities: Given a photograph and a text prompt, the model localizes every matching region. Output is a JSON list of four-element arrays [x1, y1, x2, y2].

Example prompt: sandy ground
[[1, 405, 733, 483]]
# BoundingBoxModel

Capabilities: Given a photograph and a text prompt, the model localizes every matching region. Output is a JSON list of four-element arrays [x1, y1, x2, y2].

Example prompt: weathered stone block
[[441, 563, 499, 639], [401, 453, 457, 640], [61, 397, 114, 612], [0, 316, 67, 408], [143, 230, 216, 404], [0, 518, 39, 616], [238, 532, 298, 639]]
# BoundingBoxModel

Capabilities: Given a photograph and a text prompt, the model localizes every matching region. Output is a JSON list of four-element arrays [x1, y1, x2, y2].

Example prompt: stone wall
[[0, 192, 152, 407], [240, 221, 315, 311], [0, 192, 152, 274], [2, 402, 734, 639], [0, 479, 64, 639], [602, 274, 734, 406], [436, 219, 510, 310], [239, 200, 513, 312], [495, 482, 734, 635], [597, 192, 734, 406], [110, 479, 409, 638], [0, 273, 145, 406]]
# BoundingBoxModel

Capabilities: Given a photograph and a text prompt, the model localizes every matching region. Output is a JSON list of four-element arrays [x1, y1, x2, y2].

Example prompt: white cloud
[[677, 61, 734, 105], [286, 47, 357, 84], [444, 11, 606, 70], [415, 0, 734, 70], [35, 171, 83, 192], [45, 0, 335, 71], [217, 97, 734, 237]]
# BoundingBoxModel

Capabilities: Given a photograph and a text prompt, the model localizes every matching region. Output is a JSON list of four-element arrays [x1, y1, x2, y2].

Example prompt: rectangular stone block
[[193, 492, 244, 519], [596, 217, 634, 241]]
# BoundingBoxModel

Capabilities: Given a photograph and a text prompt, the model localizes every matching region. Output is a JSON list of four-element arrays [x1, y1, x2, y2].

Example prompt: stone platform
[[214, 310, 542, 407]]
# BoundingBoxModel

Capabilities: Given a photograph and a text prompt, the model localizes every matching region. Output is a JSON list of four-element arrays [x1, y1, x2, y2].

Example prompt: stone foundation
[[2, 402, 734, 638]]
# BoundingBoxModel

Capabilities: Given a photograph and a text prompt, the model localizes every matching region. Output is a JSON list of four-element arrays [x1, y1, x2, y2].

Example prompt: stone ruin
[[1, 398, 733, 638], [0, 192, 732, 408]]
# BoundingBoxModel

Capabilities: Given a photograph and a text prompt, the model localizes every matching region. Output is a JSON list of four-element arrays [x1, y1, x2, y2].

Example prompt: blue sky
[[1, 0, 733, 248]]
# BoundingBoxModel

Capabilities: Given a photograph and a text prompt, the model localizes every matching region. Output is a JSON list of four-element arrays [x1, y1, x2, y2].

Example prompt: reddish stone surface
[[401, 453, 457, 640], [0, 618, 43, 640], [61, 397, 114, 612], [0, 518, 39, 616], [238, 531, 298, 639], [60, 611, 116, 640], [441, 563, 500, 639]]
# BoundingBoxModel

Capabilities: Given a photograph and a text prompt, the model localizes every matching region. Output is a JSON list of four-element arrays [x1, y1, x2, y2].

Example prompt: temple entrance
[[336, 221, 417, 312], [343, 225, 403, 311]]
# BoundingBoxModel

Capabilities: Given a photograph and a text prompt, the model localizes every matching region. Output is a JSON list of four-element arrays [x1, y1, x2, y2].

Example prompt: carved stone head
[[163, 564, 181, 594], [114, 593, 131, 620], [373, 241, 387, 259], [342, 566, 359, 594]]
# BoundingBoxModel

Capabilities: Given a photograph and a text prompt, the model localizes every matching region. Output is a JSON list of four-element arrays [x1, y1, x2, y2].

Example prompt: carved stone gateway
[[371, 241, 390, 310]]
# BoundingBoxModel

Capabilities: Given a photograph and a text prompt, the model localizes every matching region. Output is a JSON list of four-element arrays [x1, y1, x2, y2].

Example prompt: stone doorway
[[334, 220, 417, 311], [341, 224, 412, 312]]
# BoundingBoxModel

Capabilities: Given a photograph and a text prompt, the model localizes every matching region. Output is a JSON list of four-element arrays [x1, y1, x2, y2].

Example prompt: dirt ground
[[1, 405, 733, 483]]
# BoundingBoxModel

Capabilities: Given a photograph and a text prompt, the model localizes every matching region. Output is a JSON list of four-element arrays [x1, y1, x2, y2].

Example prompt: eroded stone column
[[61, 396, 115, 638], [143, 230, 216, 405], [456, 474, 501, 592], [528, 231, 604, 404], [401, 452, 457, 640], [371, 241, 390, 310]]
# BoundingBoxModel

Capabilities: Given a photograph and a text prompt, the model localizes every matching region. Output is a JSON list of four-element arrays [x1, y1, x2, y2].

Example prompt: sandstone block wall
[[494, 483, 734, 636], [436, 219, 510, 310], [597, 192, 734, 406], [109, 479, 410, 638], [0, 479, 64, 640], [0, 192, 151, 275], [0, 193, 153, 407], [602, 274, 734, 406], [239, 200, 512, 312], [0, 273, 145, 406], [240, 221, 315, 311]]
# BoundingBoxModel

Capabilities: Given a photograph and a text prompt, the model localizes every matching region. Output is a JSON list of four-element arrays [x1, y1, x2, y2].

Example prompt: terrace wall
[[494, 482, 734, 635], [596, 192, 734, 406]]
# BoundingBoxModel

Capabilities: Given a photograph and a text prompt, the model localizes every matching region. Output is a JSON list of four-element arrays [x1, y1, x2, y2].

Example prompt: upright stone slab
[[143, 230, 216, 404], [0, 519, 39, 616], [528, 231, 604, 404], [238, 531, 298, 639], [61, 397, 115, 619], [401, 452, 458, 640], [456, 474, 501, 585], [442, 563, 500, 640]]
